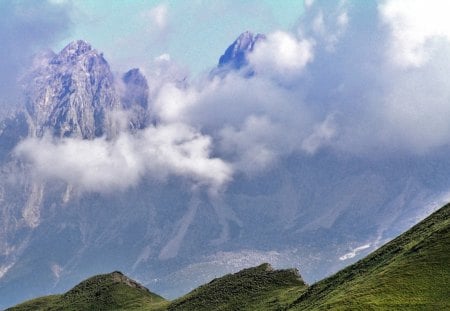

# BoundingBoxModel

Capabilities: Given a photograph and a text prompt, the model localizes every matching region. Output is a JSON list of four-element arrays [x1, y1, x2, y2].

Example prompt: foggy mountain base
[[2, 0, 450, 308]]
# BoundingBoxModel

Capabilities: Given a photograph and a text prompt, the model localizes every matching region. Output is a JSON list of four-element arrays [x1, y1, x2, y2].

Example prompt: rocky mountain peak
[[122, 68, 149, 109], [53, 40, 93, 64], [25, 40, 119, 139], [218, 31, 266, 70], [121, 68, 149, 130], [123, 68, 147, 87]]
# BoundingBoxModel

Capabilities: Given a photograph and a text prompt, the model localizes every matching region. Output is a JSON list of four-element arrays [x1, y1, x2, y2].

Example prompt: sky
[[57, 0, 305, 75], [5, 0, 450, 194]]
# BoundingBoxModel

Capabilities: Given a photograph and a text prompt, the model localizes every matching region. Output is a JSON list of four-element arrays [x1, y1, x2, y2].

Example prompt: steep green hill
[[290, 203, 450, 310], [168, 263, 307, 311], [7, 271, 168, 311]]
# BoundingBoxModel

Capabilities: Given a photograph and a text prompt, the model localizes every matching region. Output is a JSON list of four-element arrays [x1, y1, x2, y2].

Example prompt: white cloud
[[51, 263, 63, 279], [147, 3, 169, 31], [306, 2, 349, 51], [301, 115, 337, 154], [145, 54, 189, 100], [15, 123, 232, 194], [150, 72, 317, 174], [0, 262, 14, 280], [248, 31, 314, 79], [304, 0, 315, 9], [219, 115, 279, 172], [379, 0, 450, 67], [337, 11, 348, 28], [153, 83, 198, 123]]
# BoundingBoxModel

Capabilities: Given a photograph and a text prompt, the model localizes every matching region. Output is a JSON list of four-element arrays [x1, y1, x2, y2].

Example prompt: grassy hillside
[[168, 263, 307, 311], [8, 203, 450, 310], [7, 271, 168, 311], [289, 203, 450, 310]]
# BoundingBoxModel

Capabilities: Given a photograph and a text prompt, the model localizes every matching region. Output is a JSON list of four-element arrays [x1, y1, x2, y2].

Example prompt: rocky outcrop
[[121, 68, 150, 130], [24, 40, 120, 139], [217, 31, 265, 71]]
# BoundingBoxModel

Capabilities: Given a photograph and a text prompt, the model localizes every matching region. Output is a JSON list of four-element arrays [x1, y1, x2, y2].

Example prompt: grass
[[168, 263, 307, 311], [7, 271, 168, 311], [289, 203, 450, 310]]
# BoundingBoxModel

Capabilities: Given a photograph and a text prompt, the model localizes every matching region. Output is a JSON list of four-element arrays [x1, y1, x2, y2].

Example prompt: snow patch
[[339, 243, 371, 261]]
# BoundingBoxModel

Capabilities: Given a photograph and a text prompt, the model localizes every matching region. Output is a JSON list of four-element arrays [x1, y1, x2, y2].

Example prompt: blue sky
[[57, 0, 305, 75]]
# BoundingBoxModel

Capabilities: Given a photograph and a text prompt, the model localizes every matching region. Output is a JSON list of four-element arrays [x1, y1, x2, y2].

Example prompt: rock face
[[121, 68, 150, 130], [24, 40, 120, 139], [218, 31, 265, 70], [122, 68, 149, 110]]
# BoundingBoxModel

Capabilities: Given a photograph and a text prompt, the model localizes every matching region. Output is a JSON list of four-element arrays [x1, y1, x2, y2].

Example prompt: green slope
[[289, 203, 450, 310], [168, 263, 307, 311], [7, 271, 168, 311]]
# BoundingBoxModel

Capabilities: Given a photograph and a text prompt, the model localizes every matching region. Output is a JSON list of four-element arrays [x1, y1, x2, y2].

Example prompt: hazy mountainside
[[7, 271, 167, 311], [1, 34, 450, 309], [9, 203, 450, 310]]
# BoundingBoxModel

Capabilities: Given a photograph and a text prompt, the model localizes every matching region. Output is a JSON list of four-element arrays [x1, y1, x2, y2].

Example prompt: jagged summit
[[218, 31, 265, 70], [121, 68, 150, 130], [25, 40, 119, 139], [122, 68, 149, 110], [52, 40, 93, 64]]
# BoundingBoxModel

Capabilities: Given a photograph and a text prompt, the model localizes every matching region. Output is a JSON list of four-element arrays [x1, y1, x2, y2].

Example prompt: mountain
[[2, 36, 450, 309], [8, 203, 450, 310], [24, 40, 119, 139], [121, 68, 150, 130], [213, 31, 265, 76], [7, 271, 167, 311], [218, 31, 265, 69]]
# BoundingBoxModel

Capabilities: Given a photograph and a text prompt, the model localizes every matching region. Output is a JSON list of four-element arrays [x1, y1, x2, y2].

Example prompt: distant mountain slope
[[290, 203, 450, 310], [7, 271, 167, 311], [168, 263, 306, 311]]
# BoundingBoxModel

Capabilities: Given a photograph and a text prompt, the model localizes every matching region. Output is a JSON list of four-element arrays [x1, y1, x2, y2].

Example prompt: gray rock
[[24, 40, 120, 139]]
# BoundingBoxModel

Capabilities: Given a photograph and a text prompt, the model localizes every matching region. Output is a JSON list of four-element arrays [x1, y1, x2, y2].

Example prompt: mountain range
[[8, 202, 449, 310], [1, 32, 450, 309]]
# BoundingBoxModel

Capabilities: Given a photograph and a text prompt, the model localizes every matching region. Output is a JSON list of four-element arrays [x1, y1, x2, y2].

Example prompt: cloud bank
[[14, 0, 450, 193], [15, 123, 231, 194]]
